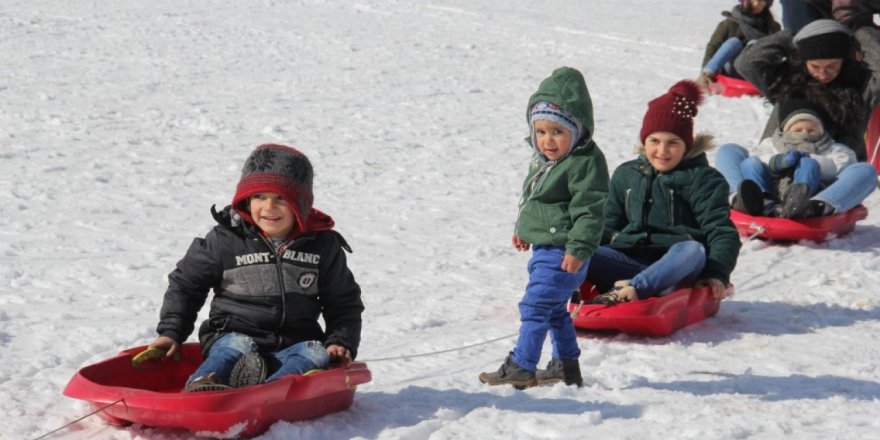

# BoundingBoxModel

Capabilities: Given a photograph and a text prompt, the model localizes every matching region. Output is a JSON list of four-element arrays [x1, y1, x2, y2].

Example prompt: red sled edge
[[730, 205, 868, 243], [62, 343, 371, 437], [568, 285, 720, 337], [709, 74, 761, 98]]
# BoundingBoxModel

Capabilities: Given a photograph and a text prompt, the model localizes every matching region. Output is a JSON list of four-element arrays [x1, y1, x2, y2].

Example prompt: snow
[[2, 0, 880, 438]]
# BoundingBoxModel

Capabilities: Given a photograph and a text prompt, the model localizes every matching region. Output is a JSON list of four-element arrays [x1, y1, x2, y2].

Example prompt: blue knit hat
[[530, 102, 582, 151]]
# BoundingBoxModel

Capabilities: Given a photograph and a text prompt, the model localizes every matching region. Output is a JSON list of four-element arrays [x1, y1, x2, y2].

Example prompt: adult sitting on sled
[[725, 19, 880, 216], [588, 80, 741, 306]]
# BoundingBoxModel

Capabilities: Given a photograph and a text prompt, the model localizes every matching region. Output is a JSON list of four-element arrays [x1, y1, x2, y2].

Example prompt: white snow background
[[3, 0, 880, 439]]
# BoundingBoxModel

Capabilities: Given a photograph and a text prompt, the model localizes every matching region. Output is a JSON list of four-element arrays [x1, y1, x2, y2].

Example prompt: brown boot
[[183, 372, 232, 393], [536, 359, 584, 387], [479, 355, 537, 389]]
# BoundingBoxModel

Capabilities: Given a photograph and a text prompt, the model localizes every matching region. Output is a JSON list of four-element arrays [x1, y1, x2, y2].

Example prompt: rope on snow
[[32, 398, 125, 440]]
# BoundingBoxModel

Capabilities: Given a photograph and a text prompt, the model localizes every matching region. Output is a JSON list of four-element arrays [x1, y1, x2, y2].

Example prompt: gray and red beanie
[[793, 19, 851, 60], [639, 80, 704, 148], [529, 101, 582, 150], [231, 144, 314, 229]]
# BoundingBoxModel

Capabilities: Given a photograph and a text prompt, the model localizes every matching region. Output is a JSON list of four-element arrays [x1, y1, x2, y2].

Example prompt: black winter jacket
[[156, 206, 364, 359]]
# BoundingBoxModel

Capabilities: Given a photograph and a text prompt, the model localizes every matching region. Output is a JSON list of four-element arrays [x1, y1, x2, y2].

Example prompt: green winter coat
[[515, 67, 610, 262], [701, 7, 780, 68], [603, 134, 740, 285]]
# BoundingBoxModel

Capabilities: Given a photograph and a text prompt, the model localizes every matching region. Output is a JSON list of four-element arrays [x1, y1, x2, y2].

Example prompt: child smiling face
[[249, 192, 296, 239], [644, 131, 687, 172], [532, 119, 574, 161]]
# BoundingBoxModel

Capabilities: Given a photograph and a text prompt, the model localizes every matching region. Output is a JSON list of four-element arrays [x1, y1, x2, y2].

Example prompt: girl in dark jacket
[[699, 0, 780, 90], [588, 81, 741, 305]]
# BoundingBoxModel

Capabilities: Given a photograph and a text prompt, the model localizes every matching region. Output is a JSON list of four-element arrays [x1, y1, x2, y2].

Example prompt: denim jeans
[[703, 37, 744, 77], [187, 332, 329, 385], [740, 155, 822, 195], [585, 241, 706, 299], [511, 245, 587, 371], [715, 143, 876, 213], [780, 0, 824, 33]]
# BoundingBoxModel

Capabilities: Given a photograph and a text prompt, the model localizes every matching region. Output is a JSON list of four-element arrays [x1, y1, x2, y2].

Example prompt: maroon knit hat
[[639, 80, 704, 148], [231, 144, 314, 230]]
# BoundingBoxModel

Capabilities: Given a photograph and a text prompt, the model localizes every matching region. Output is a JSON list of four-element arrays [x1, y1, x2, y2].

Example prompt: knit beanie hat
[[231, 144, 314, 230], [530, 101, 582, 150], [639, 80, 703, 148], [778, 98, 827, 133], [793, 19, 851, 60]]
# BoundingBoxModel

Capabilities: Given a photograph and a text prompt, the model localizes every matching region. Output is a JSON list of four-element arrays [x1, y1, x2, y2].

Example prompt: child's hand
[[561, 254, 583, 273], [696, 278, 728, 301], [148, 336, 180, 359], [769, 151, 805, 173], [327, 344, 352, 364], [512, 234, 530, 252]]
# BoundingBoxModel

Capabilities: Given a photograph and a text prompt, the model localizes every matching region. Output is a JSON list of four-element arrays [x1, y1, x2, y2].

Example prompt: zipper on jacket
[[624, 188, 632, 219], [668, 188, 675, 224], [258, 235, 289, 333]]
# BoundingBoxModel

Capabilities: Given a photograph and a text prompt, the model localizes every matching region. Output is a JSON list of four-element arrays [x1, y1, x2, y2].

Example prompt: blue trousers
[[585, 241, 707, 299], [188, 332, 329, 385], [703, 37, 744, 77], [780, 0, 824, 33], [740, 155, 822, 195], [716, 143, 876, 213], [511, 245, 587, 372]]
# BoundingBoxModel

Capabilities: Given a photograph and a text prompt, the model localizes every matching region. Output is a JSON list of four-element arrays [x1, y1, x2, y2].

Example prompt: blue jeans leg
[[780, 0, 824, 33], [512, 246, 587, 370], [740, 156, 775, 193], [703, 37, 744, 76], [793, 157, 822, 195], [188, 332, 258, 385], [585, 246, 649, 293], [813, 162, 878, 212], [715, 143, 749, 196], [265, 340, 329, 382], [629, 241, 707, 299]]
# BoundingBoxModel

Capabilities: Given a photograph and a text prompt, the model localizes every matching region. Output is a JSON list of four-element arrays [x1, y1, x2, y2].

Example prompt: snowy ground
[[2, 0, 880, 439]]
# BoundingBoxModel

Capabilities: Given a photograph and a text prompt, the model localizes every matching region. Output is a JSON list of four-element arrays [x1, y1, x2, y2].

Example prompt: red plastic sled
[[865, 104, 880, 174], [567, 283, 720, 337], [730, 205, 868, 242], [63, 343, 371, 437], [708, 74, 761, 98]]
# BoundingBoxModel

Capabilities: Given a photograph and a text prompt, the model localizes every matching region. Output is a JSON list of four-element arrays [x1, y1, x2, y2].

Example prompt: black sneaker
[[778, 182, 812, 218], [536, 359, 584, 387], [478, 355, 537, 389], [804, 199, 830, 218], [732, 179, 765, 216], [229, 352, 267, 388], [183, 372, 232, 393]]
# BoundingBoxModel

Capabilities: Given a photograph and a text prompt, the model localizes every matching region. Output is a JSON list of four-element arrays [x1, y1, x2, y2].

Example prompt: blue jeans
[[511, 245, 587, 371], [188, 332, 329, 385], [703, 37, 744, 77], [780, 0, 824, 33], [740, 155, 822, 195], [585, 241, 706, 299], [715, 143, 876, 213]]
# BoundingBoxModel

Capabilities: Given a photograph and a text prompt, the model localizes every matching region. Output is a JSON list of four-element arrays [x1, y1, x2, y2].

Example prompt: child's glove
[[768, 151, 805, 173]]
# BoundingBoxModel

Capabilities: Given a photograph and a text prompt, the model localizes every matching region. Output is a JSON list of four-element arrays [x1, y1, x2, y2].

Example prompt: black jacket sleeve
[[317, 232, 364, 359]]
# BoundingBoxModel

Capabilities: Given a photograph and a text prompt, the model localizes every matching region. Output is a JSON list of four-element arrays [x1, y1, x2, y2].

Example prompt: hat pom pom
[[668, 80, 704, 107]]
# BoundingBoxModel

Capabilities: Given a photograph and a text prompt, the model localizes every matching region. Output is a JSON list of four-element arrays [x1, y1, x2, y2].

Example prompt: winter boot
[[229, 352, 267, 388], [478, 355, 537, 389], [536, 359, 584, 387], [731, 179, 764, 216], [590, 282, 636, 305], [778, 182, 812, 218], [183, 372, 231, 393]]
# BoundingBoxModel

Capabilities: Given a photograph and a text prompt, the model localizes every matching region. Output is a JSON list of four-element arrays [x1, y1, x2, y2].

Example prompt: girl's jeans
[[585, 241, 707, 299], [512, 245, 587, 372], [703, 37, 744, 77], [715, 143, 876, 213], [187, 332, 329, 385]]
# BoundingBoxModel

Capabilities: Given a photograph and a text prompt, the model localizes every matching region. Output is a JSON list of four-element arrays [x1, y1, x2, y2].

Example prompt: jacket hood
[[526, 67, 595, 150]]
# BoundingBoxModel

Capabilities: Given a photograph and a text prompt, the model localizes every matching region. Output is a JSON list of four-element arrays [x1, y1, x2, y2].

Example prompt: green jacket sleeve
[[565, 149, 609, 262], [688, 169, 741, 285]]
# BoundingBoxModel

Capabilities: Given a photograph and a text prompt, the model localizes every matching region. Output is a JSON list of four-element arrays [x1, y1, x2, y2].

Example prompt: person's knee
[[218, 332, 258, 355]]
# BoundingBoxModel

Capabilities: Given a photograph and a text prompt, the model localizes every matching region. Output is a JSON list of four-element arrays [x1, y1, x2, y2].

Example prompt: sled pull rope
[[746, 222, 765, 241], [32, 398, 125, 440], [359, 332, 518, 363]]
